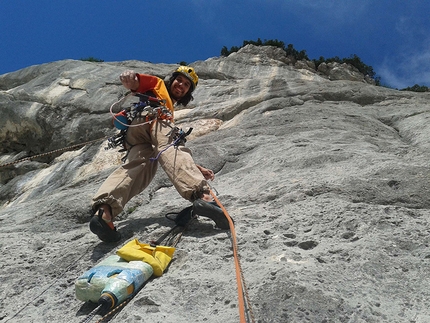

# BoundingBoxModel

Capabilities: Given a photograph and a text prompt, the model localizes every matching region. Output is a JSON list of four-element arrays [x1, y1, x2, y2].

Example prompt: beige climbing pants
[[92, 116, 209, 217]]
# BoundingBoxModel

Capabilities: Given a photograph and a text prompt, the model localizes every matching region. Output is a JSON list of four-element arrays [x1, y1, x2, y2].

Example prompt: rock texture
[[1, 45, 430, 323]]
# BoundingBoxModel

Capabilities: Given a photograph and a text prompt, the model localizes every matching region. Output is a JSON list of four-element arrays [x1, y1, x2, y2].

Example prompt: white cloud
[[379, 10, 430, 89], [378, 44, 430, 88]]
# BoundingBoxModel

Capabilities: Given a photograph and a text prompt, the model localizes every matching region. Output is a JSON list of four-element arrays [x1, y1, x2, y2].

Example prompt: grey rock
[[1, 45, 429, 322], [318, 61, 375, 84]]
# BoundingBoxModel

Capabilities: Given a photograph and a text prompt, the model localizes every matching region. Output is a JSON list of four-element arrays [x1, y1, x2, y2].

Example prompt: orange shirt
[[135, 74, 174, 113]]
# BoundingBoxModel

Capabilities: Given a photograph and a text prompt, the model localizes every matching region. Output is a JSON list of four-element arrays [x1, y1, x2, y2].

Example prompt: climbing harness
[[110, 91, 170, 131], [106, 91, 192, 163], [3, 91, 255, 322], [105, 91, 169, 161]]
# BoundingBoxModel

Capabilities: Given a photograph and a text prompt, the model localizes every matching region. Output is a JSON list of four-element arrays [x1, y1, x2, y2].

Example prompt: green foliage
[[284, 43, 309, 61], [220, 39, 381, 85], [313, 54, 379, 85], [400, 84, 429, 92], [221, 45, 239, 56], [221, 38, 309, 61], [178, 61, 188, 66], [80, 57, 104, 63]]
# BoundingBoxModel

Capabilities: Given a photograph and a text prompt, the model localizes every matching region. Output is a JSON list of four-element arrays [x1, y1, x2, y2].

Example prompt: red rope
[[209, 190, 255, 323]]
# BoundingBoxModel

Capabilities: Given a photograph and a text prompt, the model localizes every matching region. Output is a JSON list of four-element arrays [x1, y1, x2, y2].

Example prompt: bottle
[[75, 255, 153, 308]]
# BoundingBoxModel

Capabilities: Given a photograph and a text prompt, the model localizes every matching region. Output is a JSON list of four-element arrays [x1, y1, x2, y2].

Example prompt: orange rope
[[209, 190, 253, 323]]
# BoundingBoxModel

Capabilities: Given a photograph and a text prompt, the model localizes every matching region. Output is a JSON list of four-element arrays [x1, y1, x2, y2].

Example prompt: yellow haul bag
[[116, 238, 175, 276]]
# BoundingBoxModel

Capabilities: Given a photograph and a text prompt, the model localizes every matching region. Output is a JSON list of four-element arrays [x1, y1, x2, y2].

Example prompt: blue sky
[[1, 0, 429, 89]]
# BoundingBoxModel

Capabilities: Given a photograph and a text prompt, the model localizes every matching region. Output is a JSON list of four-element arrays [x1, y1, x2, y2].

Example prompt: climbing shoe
[[166, 205, 194, 227], [192, 200, 230, 230], [89, 209, 122, 243]]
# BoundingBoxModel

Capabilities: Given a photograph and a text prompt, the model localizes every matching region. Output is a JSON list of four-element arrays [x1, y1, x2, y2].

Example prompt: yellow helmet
[[173, 66, 198, 91]]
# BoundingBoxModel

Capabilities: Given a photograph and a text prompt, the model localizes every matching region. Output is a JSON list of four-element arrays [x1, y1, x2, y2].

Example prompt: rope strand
[[82, 220, 193, 323], [0, 136, 108, 168], [209, 190, 255, 323]]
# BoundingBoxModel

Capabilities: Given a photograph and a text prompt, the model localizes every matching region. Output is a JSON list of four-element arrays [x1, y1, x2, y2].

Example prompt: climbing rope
[[0, 91, 168, 169], [109, 91, 172, 130], [210, 190, 256, 323], [80, 195, 253, 323], [3, 90, 255, 321], [79, 304, 104, 323], [0, 136, 108, 169], [80, 219, 195, 323], [109, 92, 154, 129], [93, 297, 131, 323], [4, 242, 98, 323]]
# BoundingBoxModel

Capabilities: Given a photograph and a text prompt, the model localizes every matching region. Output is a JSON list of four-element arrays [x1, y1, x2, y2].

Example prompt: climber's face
[[170, 74, 191, 99]]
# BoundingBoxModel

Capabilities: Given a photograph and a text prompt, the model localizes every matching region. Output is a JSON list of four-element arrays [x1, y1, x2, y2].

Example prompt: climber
[[90, 66, 230, 242]]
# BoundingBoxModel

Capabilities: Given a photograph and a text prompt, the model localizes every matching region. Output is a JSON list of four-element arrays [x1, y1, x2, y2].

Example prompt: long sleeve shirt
[[135, 74, 174, 113]]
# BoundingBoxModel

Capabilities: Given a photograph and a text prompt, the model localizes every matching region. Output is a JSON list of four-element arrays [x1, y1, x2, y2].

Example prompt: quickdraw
[[149, 127, 193, 162], [107, 92, 192, 163], [109, 91, 171, 131], [106, 92, 173, 154]]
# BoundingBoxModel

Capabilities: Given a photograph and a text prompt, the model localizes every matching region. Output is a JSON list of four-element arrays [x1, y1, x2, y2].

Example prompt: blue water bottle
[[75, 255, 153, 311]]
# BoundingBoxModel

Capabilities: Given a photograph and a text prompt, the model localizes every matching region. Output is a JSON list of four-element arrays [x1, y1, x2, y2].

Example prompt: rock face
[[1, 45, 430, 323], [317, 61, 375, 83]]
